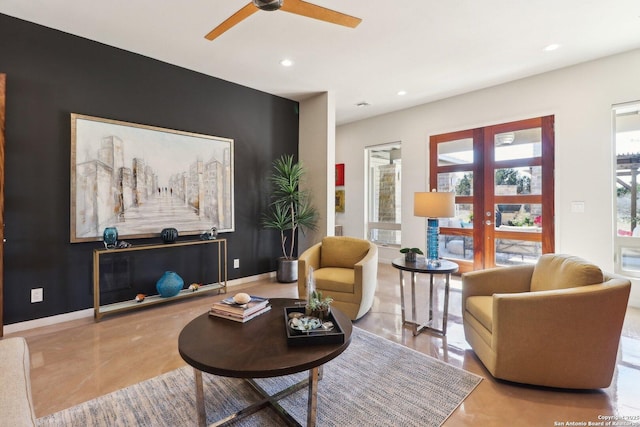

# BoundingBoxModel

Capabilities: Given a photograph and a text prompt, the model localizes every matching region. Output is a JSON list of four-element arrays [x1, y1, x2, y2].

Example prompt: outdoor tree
[[495, 168, 531, 194], [455, 173, 472, 196], [455, 169, 531, 196]]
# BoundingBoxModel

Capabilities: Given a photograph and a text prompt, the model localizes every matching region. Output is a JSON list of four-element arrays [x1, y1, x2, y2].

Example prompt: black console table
[[93, 239, 227, 320]]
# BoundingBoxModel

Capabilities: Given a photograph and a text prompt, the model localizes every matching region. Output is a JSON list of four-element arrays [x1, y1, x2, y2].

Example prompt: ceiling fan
[[205, 0, 362, 41]]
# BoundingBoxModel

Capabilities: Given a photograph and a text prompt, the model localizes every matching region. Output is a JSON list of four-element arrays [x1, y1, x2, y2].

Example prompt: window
[[614, 102, 640, 276], [366, 143, 401, 246]]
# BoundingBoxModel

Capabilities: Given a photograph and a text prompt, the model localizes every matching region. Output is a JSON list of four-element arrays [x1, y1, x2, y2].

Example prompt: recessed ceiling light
[[397, 90, 407, 96], [543, 44, 560, 52], [356, 101, 371, 107], [280, 59, 294, 67]]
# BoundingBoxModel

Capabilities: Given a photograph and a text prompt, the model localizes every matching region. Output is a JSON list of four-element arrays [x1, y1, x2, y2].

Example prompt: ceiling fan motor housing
[[205, 0, 361, 41], [253, 0, 284, 11]]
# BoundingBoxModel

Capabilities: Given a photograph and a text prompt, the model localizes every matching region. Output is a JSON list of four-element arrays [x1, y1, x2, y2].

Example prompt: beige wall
[[299, 91, 336, 254], [335, 48, 640, 307]]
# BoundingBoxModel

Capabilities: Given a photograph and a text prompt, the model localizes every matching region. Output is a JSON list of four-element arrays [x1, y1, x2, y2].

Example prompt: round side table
[[391, 257, 458, 336]]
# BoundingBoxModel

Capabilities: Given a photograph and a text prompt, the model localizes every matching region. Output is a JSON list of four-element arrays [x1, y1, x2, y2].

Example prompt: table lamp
[[414, 191, 455, 267]]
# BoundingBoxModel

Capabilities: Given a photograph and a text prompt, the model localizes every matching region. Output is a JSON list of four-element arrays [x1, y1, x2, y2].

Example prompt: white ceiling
[[2, 1, 640, 125]]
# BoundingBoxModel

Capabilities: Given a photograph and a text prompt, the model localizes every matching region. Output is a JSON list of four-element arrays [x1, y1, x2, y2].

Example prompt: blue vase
[[103, 227, 118, 249], [156, 271, 184, 298], [426, 218, 441, 267]]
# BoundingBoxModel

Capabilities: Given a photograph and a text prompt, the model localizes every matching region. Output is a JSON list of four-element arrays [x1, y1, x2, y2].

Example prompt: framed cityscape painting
[[70, 113, 234, 243]]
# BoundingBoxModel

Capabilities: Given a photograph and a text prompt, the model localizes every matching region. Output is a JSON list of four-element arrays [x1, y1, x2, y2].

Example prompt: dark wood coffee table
[[178, 298, 352, 427]]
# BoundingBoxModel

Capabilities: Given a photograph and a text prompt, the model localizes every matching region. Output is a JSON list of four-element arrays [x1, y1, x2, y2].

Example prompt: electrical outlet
[[571, 201, 585, 213], [233, 259, 240, 269], [31, 288, 44, 303]]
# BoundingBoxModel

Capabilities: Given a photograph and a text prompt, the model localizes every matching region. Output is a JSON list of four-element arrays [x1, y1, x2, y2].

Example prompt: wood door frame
[[482, 116, 555, 268], [1, 73, 5, 336], [430, 116, 554, 273], [429, 129, 482, 273]]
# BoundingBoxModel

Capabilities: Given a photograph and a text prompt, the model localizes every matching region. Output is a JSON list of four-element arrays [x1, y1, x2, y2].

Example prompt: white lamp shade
[[414, 191, 455, 218]]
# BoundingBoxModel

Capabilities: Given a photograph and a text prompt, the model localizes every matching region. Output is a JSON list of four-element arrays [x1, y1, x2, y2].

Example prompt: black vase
[[160, 228, 178, 244]]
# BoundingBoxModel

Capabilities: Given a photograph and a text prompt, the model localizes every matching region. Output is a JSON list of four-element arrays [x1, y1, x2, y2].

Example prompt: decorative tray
[[284, 306, 345, 346]]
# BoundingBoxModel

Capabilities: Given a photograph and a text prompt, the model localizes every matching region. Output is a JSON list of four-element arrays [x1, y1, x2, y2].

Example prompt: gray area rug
[[38, 327, 482, 427]]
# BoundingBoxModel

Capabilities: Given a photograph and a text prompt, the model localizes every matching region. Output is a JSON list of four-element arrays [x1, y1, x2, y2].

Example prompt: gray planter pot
[[277, 257, 298, 283]]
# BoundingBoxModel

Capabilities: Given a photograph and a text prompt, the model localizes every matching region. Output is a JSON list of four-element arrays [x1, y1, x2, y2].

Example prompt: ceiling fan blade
[[205, 2, 259, 41], [280, 0, 362, 28]]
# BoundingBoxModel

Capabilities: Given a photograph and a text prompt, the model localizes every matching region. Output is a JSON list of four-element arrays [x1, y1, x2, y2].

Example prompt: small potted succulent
[[306, 290, 333, 320], [400, 247, 423, 262]]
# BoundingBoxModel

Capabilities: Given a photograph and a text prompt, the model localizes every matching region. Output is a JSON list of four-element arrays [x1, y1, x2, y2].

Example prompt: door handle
[[486, 211, 493, 226]]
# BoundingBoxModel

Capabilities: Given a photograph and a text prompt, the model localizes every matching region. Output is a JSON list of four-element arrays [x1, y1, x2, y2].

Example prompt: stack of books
[[209, 296, 270, 323]]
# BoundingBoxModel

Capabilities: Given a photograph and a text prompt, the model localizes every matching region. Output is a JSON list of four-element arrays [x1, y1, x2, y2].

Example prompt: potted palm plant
[[262, 154, 318, 282]]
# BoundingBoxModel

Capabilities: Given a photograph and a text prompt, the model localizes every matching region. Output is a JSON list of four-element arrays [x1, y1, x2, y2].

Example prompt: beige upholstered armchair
[[0, 337, 37, 427], [462, 254, 631, 389], [298, 236, 378, 320]]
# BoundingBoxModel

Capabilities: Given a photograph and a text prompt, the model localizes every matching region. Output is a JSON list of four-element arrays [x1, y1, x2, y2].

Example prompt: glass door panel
[[495, 203, 543, 229], [437, 171, 473, 195], [494, 166, 542, 195], [437, 138, 474, 166], [450, 203, 474, 228], [495, 238, 542, 266], [440, 234, 474, 261], [494, 128, 542, 161], [440, 203, 474, 261]]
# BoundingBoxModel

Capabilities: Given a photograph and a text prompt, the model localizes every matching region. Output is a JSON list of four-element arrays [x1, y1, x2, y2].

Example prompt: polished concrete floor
[[6, 262, 640, 426]]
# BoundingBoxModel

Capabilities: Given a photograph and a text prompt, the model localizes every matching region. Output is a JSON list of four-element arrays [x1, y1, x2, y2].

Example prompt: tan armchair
[[462, 254, 631, 389], [0, 337, 37, 427], [298, 236, 378, 320]]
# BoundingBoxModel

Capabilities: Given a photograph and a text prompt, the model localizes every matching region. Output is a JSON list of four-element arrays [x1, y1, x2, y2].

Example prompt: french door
[[430, 116, 555, 273]]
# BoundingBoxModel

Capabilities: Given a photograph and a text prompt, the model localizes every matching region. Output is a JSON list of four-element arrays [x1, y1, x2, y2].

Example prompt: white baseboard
[[227, 271, 276, 287], [4, 308, 94, 335], [3, 272, 276, 335]]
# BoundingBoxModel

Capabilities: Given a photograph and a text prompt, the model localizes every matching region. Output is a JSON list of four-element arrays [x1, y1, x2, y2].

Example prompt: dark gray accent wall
[[0, 14, 297, 324]]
